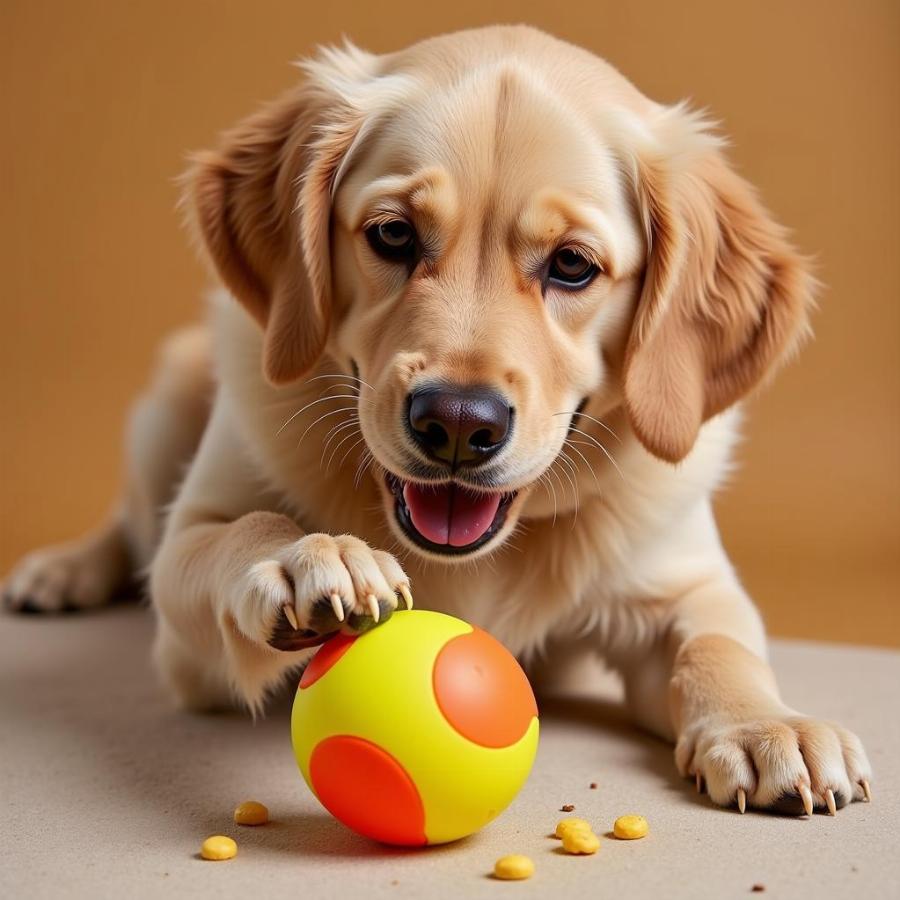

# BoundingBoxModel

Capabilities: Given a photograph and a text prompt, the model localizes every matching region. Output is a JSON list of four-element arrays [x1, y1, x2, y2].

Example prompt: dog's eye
[[548, 248, 597, 289], [365, 220, 417, 261]]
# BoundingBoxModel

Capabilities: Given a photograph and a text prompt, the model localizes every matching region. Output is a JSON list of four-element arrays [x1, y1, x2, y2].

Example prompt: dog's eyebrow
[[348, 168, 457, 231], [518, 190, 619, 278]]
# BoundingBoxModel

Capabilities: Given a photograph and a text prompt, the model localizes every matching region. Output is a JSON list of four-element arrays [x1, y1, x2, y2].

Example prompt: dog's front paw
[[231, 534, 412, 652], [676, 714, 873, 816]]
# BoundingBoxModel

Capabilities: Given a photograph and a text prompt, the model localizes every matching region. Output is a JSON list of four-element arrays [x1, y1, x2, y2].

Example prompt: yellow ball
[[291, 610, 539, 845]]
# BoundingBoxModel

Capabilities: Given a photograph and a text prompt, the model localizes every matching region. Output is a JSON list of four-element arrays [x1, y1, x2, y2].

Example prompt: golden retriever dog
[[3, 25, 872, 816]]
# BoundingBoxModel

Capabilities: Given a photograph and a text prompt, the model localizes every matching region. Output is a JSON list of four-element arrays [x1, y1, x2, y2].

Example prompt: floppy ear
[[623, 107, 816, 463], [183, 49, 374, 385]]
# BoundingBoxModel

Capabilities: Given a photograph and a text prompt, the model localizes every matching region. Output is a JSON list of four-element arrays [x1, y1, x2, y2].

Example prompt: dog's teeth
[[736, 787, 746, 814], [695, 772, 704, 794], [282, 604, 299, 631], [330, 592, 345, 623], [825, 788, 837, 816], [861, 779, 872, 802], [799, 784, 814, 817], [366, 593, 380, 623], [399, 584, 414, 610]]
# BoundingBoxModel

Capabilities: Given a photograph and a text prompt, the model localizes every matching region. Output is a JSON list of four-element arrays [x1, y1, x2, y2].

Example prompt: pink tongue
[[403, 483, 502, 547]]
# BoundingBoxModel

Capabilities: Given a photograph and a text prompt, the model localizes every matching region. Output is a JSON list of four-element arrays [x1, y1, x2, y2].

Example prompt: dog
[[2, 25, 872, 816]]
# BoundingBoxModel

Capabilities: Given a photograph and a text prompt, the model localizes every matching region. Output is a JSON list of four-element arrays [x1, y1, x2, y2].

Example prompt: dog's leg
[[152, 515, 411, 714], [2, 326, 214, 613], [2, 513, 134, 613], [622, 578, 873, 815], [149, 398, 411, 714]]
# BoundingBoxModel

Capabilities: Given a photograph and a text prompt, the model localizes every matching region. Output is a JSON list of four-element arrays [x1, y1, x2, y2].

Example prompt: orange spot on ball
[[299, 633, 357, 689], [309, 736, 427, 846], [433, 627, 537, 748]]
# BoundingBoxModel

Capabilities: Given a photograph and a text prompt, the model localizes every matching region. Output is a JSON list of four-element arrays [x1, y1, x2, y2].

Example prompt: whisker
[[571, 411, 621, 443], [563, 438, 602, 493], [567, 426, 625, 482], [557, 446, 578, 476], [557, 449, 580, 526], [333, 434, 367, 473], [295, 406, 359, 449], [553, 410, 621, 443], [545, 460, 568, 523], [321, 416, 360, 457], [354, 448, 374, 490], [306, 372, 375, 392], [277, 394, 360, 436], [538, 471, 558, 527], [325, 424, 364, 472], [319, 382, 374, 401]]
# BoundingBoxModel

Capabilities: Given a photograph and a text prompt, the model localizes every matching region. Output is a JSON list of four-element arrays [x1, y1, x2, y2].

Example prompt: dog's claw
[[365, 593, 380, 623], [825, 788, 837, 816], [282, 604, 299, 631], [695, 772, 704, 794], [799, 784, 814, 817], [330, 592, 345, 623], [737, 787, 746, 814], [399, 584, 413, 610], [861, 779, 872, 802]]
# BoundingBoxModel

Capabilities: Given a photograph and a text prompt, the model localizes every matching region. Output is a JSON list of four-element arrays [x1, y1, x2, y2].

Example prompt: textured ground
[[1, 605, 897, 899]]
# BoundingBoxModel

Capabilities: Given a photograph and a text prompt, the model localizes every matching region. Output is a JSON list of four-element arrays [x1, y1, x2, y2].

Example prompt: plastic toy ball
[[291, 609, 539, 846]]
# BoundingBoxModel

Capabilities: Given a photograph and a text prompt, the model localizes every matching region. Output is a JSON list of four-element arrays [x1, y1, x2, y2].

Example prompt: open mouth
[[385, 473, 517, 555]]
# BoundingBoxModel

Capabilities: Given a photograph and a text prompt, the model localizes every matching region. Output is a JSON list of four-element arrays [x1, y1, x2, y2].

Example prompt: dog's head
[[185, 27, 814, 561]]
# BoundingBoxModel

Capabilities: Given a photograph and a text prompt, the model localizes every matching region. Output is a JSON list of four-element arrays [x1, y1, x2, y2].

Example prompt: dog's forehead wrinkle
[[385, 61, 581, 188], [491, 67, 518, 167]]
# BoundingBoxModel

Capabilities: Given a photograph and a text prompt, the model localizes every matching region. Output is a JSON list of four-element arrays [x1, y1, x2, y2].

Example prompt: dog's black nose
[[407, 386, 512, 467]]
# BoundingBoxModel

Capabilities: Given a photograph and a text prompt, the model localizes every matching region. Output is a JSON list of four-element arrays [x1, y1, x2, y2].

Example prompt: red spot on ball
[[432, 627, 537, 748], [300, 633, 357, 689], [309, 736, 427, 846]]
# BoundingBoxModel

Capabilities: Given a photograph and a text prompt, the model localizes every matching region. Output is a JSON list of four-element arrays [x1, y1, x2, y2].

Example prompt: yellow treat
[[233, 801, 269, 826], [554, 817, 592, 839], [200, 835, 237, 860], [493, 854, 535, 880], [613, 814, 649, 840], [561, 829, 600, 855]]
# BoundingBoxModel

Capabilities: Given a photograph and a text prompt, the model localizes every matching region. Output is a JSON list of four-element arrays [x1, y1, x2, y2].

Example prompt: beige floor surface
[[1, 605, 897, 900]]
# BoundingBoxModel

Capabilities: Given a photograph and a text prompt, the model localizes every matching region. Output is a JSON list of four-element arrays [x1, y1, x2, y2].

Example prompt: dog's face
[[187, 28, 813, 562], [327, 70, 643, 558]]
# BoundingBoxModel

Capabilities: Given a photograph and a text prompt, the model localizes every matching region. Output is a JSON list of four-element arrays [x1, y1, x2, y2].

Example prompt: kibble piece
[[233, 800, 269, 826], [493, 854, 535, 880], [613, 814, 649, 840], [200, 835, 237, 860], [560, 804, 575, 812], [554, 817, 592, 839], [561, 829, 600, 855]]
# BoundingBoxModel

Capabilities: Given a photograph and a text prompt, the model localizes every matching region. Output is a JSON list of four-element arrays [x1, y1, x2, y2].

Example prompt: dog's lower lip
[[385, 473, 516, 555]]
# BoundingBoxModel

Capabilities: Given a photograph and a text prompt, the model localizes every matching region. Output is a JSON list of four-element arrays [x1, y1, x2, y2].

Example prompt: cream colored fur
[[2, 26, 871, 816]]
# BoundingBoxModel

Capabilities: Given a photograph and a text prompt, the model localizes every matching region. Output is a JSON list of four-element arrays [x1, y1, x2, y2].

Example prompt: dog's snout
[[407, 386, 512, 467]]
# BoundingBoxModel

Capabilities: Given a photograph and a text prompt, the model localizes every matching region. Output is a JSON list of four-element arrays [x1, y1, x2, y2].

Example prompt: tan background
[[1, 1, 897, 646]]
